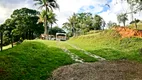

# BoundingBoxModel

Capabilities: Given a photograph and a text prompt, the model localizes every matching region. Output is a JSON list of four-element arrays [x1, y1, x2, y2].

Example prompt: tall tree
[[117, 13, 128, 27], [68, 13, 78, 36], [38, 10, 57, 35], [125, 0, 142, 14], [93, 15, 103, 30], [34, 0, 59, 37], [4, 19, 16, 48], [10, 8, 41, 40], [0, 24, 5, 51]]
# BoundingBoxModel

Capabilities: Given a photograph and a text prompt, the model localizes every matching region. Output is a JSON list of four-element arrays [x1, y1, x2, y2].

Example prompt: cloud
[[0, 0, 109, 27], [53, 0, 109, 27], [98, 0, 142, 26], [0, 0, 36, 24], [1, 0, 142, 28]]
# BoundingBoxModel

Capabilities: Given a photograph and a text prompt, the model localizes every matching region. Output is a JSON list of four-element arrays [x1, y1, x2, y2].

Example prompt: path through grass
[[59, 42, 97, 62]]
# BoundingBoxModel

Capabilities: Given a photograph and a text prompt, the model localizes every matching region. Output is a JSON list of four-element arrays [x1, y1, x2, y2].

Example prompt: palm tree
[[117, 13, 128, 27], [38, 10, 57, 35], [62, 22, 71, 32], [47, 11, 57, 35], [68, 13, 78, 36], [34, 0, 59, 36]]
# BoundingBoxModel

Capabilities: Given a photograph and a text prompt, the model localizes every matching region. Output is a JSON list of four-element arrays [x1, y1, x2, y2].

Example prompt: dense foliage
[[62, 13, 105, 36], [0, 8, 44, 48]]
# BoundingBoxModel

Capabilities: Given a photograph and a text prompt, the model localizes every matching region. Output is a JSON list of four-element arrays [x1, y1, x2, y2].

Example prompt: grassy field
[[68, 30, 142, 62], [0, 40, 74, 80]]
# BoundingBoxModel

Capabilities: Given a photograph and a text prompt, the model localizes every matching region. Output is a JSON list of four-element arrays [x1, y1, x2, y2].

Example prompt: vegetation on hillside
[[68, 30, 142, 62]]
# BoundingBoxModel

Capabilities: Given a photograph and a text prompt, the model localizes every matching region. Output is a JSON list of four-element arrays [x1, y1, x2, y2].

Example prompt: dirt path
[[56, 41, 84, 63], [49, 60, 142, 80], [47, 42, 142, 80], [66, 42, 106, 61]]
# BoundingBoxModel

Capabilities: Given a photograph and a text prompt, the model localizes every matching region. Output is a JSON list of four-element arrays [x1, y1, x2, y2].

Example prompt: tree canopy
[[62, 13, 105, 36], [0, 8, 43, 47]]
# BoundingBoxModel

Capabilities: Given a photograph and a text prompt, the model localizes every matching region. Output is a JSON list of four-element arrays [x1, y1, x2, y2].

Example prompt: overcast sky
[[0, 0, 142, 27]]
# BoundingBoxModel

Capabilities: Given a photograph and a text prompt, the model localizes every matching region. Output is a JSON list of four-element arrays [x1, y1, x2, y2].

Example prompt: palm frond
[[38, 5, 45, 9]]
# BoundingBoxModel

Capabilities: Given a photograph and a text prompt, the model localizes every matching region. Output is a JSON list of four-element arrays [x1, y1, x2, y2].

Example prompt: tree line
[[62, 13, 105, 37]]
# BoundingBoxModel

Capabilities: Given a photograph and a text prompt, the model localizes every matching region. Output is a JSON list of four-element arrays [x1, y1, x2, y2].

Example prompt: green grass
[[68, 30, 142, 62], [59, 42, 97, 62], [0, 40, 74, 80], [0, 30, 142, 80]]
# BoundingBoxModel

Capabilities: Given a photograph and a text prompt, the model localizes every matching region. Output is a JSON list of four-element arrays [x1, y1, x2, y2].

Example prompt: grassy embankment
[[68, 30, 142, 62], [0, 40, 74, 80]]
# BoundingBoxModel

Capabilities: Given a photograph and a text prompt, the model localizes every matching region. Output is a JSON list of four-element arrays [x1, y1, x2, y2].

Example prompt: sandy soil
[[48, 60, 142, 80]]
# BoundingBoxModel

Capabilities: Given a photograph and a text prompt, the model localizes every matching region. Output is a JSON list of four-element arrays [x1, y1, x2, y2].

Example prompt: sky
[[0, 0, 142, 27]]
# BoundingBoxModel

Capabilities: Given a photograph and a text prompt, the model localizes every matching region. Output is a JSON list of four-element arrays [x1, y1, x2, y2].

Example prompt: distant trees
[[49, 26, 65, 36], [118, 0, 142, 28], [93, 15, 104, 30], [117, 13, 128, 27], [125, 0, 142, 14], [107, 21, 117, 29], [62, 13, 105, 36]]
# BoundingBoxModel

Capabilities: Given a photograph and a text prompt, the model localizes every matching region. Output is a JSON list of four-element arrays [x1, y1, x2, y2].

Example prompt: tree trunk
[[11, 33, 13, 48], [44, 17, 48, 34], [28, 30, 30, 40], [134, 18, 137, 29], [44, 6, 48, 39], [26, 32, 28, 39], [0, 32, 3, 51], [31, 31, 34, 39], [123, 21, 125, 27], [50, 24, 52, 35], [29, 30, 31, 40]]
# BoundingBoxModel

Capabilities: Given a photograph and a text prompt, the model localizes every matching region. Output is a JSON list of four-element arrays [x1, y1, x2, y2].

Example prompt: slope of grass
[[59, 42, 97, 62], [0, 40, 74, 80], [68, 30, 142, 62]]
